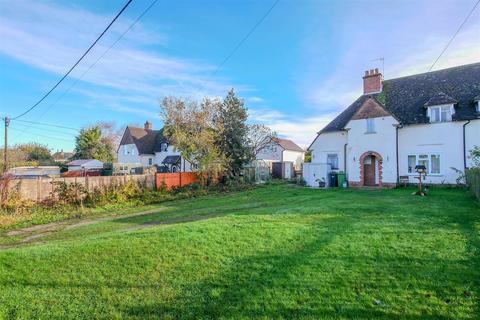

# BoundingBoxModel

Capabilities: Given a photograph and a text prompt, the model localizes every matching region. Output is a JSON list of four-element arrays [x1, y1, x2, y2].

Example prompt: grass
[[0, 183, 479, 319]]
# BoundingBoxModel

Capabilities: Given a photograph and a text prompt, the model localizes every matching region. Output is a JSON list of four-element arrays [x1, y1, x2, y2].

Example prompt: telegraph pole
[[3, 116, 9, 173]]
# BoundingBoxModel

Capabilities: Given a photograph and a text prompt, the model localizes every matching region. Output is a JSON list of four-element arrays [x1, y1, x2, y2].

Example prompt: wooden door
[[363, 156, 376, 186]]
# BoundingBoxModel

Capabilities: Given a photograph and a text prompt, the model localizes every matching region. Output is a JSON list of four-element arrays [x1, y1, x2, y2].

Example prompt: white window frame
[[427, 104, 454, 123], [148, 158, 153, 166], [407, 153, 441, 175], [366, 118, 376, 134], [327, 154, 339, 170]]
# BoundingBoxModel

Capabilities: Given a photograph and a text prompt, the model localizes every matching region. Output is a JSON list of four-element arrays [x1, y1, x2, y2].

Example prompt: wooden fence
[[156, 172, 198, 190], [6, 174, 156, 202], [466, 168, 480, 201]]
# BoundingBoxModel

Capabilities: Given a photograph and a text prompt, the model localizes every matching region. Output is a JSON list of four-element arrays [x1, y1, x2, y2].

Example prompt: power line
[[9, 127, 73, 143], [11, 123, 78, 137], [214, 0, 280, 74], [12, 0, 158, 141], [12, 119, 80, 131], [12, 0, 134, 120], [428, 0, 480, 72]]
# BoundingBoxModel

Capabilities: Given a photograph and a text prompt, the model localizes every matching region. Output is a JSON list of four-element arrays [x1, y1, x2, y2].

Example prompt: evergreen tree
[[216, 89, 251, 178], [73, 126, 114, 162]]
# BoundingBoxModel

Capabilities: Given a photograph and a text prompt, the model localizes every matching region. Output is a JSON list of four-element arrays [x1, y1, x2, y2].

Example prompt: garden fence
[[465, 168, 480, 200]]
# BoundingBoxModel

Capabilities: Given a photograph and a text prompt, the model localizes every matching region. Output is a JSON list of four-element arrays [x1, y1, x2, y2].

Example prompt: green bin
[[337, 171, 346, 188]]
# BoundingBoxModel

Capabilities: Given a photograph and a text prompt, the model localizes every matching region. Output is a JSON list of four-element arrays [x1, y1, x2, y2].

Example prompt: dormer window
[[428, 105, 453, 123], [160, 143, 168, 152], [475, 99, 480, 112]]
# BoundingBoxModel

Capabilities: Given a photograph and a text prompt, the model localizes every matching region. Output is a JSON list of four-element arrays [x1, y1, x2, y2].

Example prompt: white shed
[[66, 159, 104, 171]]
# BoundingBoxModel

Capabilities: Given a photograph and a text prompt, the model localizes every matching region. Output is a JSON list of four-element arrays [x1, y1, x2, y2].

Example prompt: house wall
[[399, 119, 479, 184], [310, 131, 348, 172], [154, 146, 192, 172], [466, 119, 480, 168], [117, 144, 141, 164], [345, 116, 398, 184], [256, 143, 283, 162], [282, 150, 305, 169]]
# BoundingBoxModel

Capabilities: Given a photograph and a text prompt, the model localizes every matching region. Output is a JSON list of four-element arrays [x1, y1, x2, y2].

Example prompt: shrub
[[465, 168, 480, 201]]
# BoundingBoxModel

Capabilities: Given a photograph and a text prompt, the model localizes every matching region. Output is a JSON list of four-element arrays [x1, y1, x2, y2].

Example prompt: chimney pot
[[144, 121, 152, 130], [363, 68, 383, 94]]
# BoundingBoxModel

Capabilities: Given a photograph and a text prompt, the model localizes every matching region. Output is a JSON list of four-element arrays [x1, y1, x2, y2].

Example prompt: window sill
[[364, 132, 377, 134]]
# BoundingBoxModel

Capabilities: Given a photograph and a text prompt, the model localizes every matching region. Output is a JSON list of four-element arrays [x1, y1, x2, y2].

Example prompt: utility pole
[[3, 116, 9, 173]]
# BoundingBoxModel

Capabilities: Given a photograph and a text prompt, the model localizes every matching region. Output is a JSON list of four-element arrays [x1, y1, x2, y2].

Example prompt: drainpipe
[[344, 143, 348, 178], [463, 120, 471, 170], [395, 125, 402, 185]]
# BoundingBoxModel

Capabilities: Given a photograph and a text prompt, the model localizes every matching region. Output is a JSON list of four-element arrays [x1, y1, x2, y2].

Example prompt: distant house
[[307, 62, 480, 187], [117, 121, 192, 173], [66, 159, 104, 172], [257, 137, 306, 170], [52, 150, 74, 163]]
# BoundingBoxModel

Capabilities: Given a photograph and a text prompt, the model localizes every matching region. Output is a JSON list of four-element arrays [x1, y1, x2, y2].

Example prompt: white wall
[[117, 144, 142, 164], [345, 116, 398, 183], [155, 145, 192, 172], [466, 119, 480, 168], [310, 131, 347, 172], [399, 120, 479, 184], [256, 143, 283, 161], [282, 150, 305, 169]]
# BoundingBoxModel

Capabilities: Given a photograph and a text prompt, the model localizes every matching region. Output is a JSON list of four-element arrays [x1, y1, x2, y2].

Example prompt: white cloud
[[249, 108, 335, 148], [300, 1, 480, 115], [0, 0, 238, 116]]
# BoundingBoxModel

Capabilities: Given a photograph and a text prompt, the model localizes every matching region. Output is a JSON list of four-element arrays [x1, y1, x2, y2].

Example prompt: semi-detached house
[[306, 62, 480, 187], [117, 122, 192, 173]]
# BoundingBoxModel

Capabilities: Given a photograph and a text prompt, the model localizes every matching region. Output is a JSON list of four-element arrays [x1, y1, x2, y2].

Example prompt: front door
[[363, 155, 376, 186]]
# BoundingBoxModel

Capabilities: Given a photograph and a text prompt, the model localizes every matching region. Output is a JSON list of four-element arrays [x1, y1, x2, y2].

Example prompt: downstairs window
[[407, 153, 441, 174]]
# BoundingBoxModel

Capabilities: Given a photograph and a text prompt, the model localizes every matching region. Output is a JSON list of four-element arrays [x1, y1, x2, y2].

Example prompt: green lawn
[[0, 184, 479, 319]]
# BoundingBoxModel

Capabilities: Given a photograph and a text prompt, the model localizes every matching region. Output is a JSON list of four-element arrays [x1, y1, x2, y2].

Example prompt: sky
[[0, 0, 479, 152]]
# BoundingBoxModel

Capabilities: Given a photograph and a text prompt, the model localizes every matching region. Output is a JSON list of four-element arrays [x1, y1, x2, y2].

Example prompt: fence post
[[36, 176, 41, 202]]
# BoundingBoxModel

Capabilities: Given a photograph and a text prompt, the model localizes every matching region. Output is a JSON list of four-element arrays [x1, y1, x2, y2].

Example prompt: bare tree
[[247, 124, 277, 157]]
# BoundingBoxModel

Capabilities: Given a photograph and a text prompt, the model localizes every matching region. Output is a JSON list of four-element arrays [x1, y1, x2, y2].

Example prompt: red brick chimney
[[144, 121, 152, 130], [363, 68, 383, 94]]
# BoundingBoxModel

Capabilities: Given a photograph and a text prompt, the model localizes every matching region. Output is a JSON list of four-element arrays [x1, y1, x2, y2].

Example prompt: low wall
[[156, 172, 198, 190], [7, 174, 156, 202]]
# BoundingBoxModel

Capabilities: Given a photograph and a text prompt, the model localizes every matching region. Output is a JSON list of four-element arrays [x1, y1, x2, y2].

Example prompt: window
[[148, 158, 153, 165], [407, 154, 441, 174], [327, 154, 339, 170], [366, 118, 375, 133], [429, 106, 452, 122], [160, 143, 168, 152], [476, 101, 479, 112]]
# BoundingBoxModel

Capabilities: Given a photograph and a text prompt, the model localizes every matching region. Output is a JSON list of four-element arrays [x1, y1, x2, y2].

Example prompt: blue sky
[[0, 0, 479, 151]]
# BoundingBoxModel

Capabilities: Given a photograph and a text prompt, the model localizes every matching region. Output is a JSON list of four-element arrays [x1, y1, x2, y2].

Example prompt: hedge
[[465, 168, 480, 201]]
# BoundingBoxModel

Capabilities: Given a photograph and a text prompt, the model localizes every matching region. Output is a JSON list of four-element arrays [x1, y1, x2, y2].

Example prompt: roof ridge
[[384, 61, 480, 82]]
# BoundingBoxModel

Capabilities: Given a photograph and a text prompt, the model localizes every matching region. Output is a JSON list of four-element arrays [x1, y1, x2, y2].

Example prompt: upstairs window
[[327, 154, 339, 170], [160, 143, 168, 152], [366, 118, 375, 133], [429, 105, 452, 122]]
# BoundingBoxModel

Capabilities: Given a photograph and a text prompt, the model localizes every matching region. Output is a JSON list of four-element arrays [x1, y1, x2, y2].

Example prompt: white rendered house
[[256, 137, 305, 170], [307, 63, 480, 187], [117, 122, 192, 173]]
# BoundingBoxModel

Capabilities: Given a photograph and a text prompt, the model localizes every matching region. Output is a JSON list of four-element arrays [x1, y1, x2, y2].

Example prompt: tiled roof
[[319, 62, 480, 135], [272, 138, 305, 152], [119, 126, 168, 155], [423, 92, 458, 107]]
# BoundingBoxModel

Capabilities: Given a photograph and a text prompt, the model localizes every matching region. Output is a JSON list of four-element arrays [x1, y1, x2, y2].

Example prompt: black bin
[[329, 172, 338, 187]]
